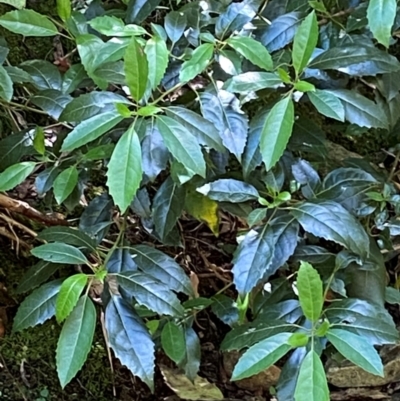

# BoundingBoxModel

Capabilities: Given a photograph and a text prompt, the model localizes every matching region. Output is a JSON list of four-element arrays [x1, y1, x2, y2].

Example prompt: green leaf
[[107, 125, 142, 213], [57, 0, 71, 22], [161, 321, 186, 364], [197, 179, 259, 203], [165, 106, 224, 152], [0, 161, 35, 191], [179, 43, 214, 83], [211, 294, 239, 327], [31, 243, 89, 265], [105, 296, 155, 391], [20, 60, 62, 91], [0, 9, 58, 36], [226, 36, 273, 71], [232, 225, 275, 296], [156, 115, 206, 177], [31, 89, 72, 120], [56, 295, 96, 388], [296, 261, 323, 322], [367, 0, 396, 48], [53, 166, 79, 205], [33, 127, 45, 155], [292, 11, 318, 75], [260, 97, 294, 170], [13, 280, 62, 332], [145, 36, 168, 90], [294, 350, 329, 401], [56, 274, 88, 323], [38, 226, 97, 251], [16, 261, 62, 294], [308, 89, 345, 121], [326, 328, 384, 376], [89, 15, 146, 37], [0, 0, 25, 9], [223, 72, 283, 94], [165, 10, 186, 43], [116, 271, 185, 317], [61, 111, 124, 151], [126, 0, 161, 24], [124, 37, 148, 102], [231, 332, 293, 380], [130, 245, 193, 296], [179, 327, 201, 380], [0, 65, 13, 101]]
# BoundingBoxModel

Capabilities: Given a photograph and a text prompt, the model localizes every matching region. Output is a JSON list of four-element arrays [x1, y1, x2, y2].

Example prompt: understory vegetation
[[1, 0, 400, 400]]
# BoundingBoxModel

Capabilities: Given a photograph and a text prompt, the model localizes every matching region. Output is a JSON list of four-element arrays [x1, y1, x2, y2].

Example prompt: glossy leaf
[[180, 43, 214, 83], [223, 72, 282, 93], [227, 36, 273, 71], [145, 36, 168, 90], [38, 227, 97, 251], [57, 0, 71, 22], [231, 332, 293, 380], [31, 89, 72, 120], [107, 125, 142, 213], [308, 89, 345, 122], [0, 65, 13, 101], [165, 11, 186, 43], [291, 201, 369, 259], [211, 294, 239, 327], [61, 111, 124, 151], [31, 243, 89, 265], [297, 261, 323, 322], [89, 15, 146, 37], [56, 295, 96, 388], [232, 225, 275, 295], [20, 60, 62, 91], [197, 179, 259, 203], [126, 0, 161, 24], [292, 11, 318, 75], [53, 166, 79, 205], [0, 9, 58, 36], [367, 0, 396, 48], [179, 327, 201, 380], [13, 280, 62, 332], [124, 37, 148, 102], [0, 161, 35, 191], [260, 97, 294, 170], [161, 321, 186, 364], [56, 274, 88, 323], [156, 115, 206, 177], [294, 350, 329, 401], [326, 328, 384, 376]]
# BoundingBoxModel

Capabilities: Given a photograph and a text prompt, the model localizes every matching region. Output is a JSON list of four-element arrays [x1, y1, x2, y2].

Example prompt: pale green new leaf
[[294, 350, 329, 401], [326, 328, 384, 376], [0, 65, 13, 101], [31, 243, 89, 265], [145, 36, 168, 90], [156, 115, 206, 177], [297, 261, 323, 322], [56, 274, 88, 323], [367, 0, 396, 48], [260, 97, 294, 170], [53, 166, 78, 204], [0, 161, 35, 191], [226, 36, 273, 71], [179, 43, 214, 83], [56, 295, 96, 388], [107, 125, 142, 213], [57, 0, 71, 22], [61, 111, 123, 151], [0, 9, 58, 36], [161, 321, 186, 364], [231, 332, 293, 380], [308, 89, 345, 121], [292, 11, 318, 75], [124, 37, 148, 102]]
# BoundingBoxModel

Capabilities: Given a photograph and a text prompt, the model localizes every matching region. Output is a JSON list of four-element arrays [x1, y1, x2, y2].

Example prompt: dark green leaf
[[156, 115, 206, 177], [326, 328, 384, 376], [126, 0, 161, 24], [294, 350, 329, 401], [38, 226, 97, 251], [0, 9, 58, 36], [107, 125, 142, 213], [13, 280, 62, 332], [165, 11, 186, 43], [56, 295, 96, 388], [211, 294, 239, 327], [116, 271, 184, 317], [231, 332, 293, 380], [260, 96, 294, 170], [178, 327, 200, 381], [291, 201, 369, 259], [161, 321, 186, 364], [106, 248, 137, 274], [0, 65, 13, 101], [223, 72, 282, 93], [31, 243, 89, 265], [105, 296, 155, 390], [130, 245, 193, 295], [20, 60, 62, 91], [31, 89, 72, 120], [53, 166, 79, 205]]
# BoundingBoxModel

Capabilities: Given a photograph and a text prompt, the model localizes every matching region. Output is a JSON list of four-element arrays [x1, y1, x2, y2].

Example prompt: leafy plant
[[1, 0, 400, 400]]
